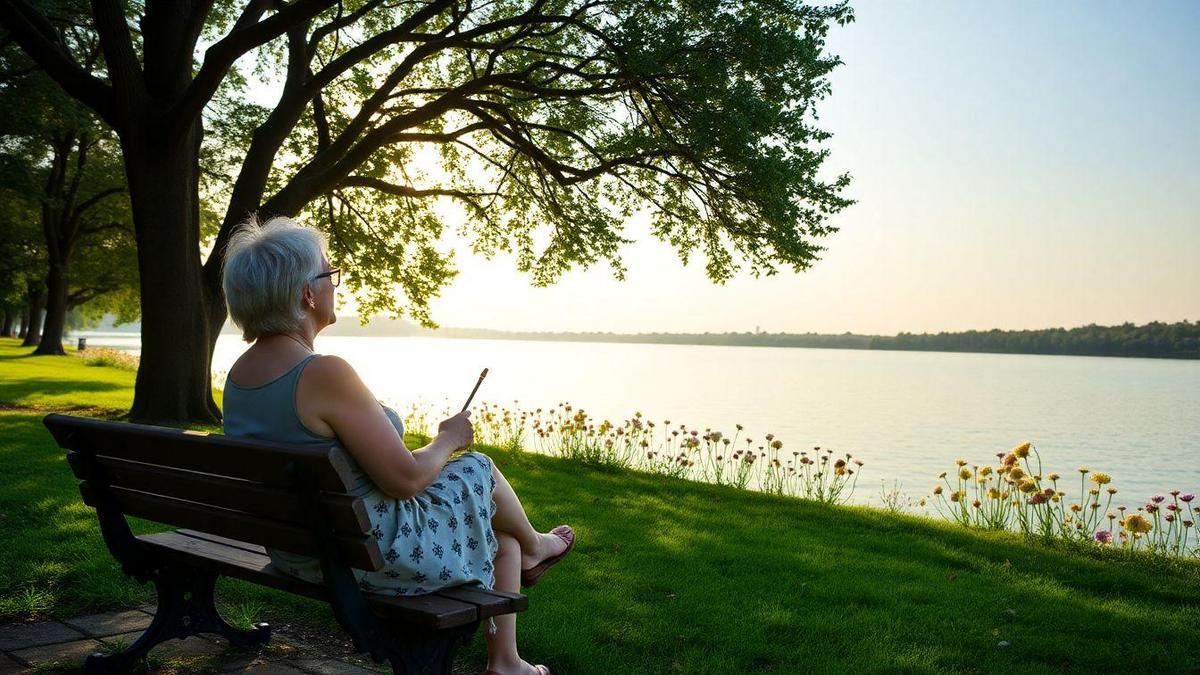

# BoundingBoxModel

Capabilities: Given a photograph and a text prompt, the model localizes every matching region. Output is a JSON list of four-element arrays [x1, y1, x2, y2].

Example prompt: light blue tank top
[[221, 353, 403, 497]]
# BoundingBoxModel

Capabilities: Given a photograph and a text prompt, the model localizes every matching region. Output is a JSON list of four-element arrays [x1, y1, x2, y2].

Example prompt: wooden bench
[[43, 413, 527, 674]]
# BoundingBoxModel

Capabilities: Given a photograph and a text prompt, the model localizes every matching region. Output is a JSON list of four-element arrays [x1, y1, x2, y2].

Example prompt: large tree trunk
[[1, 309, 13, 337], [20, 288, 45, 347], [123, 121, 221, 425], [34, 261, 69, 355], [17, 306, 28, 340]]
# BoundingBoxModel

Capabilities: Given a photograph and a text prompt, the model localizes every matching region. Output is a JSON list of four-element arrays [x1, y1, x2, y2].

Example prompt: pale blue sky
[[385, 2, 1200, 333]]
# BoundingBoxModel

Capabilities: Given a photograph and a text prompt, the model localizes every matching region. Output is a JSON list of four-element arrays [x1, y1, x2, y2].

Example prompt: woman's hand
[[437, 410, 474, 451]]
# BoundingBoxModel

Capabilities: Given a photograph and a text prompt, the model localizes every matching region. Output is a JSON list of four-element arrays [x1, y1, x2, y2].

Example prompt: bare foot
[[519, 529, 570, 571]]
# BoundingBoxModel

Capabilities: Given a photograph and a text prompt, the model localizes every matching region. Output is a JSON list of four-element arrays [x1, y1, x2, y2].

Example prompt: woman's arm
[[303, 355, 472, 500]]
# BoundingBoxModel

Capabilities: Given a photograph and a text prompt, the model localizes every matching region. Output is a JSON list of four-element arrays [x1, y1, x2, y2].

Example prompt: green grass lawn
[[1, 336, 1198, 673]]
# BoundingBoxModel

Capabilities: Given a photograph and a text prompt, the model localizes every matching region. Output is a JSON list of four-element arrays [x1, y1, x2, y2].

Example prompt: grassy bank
[[1, 337, 1198, 673]]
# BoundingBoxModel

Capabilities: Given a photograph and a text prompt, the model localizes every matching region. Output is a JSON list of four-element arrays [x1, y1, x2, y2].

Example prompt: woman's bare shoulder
[[304, 354, 366, 392]]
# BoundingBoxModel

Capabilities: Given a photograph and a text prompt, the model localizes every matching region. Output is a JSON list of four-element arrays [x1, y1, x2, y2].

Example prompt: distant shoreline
[[78, 319, 1200, 360]]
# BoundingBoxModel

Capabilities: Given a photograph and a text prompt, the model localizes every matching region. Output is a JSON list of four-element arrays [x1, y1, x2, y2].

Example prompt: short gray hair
[[222, 215, 327, 342]]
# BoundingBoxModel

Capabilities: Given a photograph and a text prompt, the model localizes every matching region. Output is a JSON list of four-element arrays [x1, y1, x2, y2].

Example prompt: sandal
[[520, 525, 575, 588]]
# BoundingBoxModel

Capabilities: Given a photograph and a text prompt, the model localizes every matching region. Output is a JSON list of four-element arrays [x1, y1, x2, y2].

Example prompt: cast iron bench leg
[[386, 621, 479, 675], [84, 562, 271, 674]]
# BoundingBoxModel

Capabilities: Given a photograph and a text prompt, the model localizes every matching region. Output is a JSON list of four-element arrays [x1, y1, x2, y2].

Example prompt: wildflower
[[1094, 530, 1113, 544], [1146, 504, 1159, 514], [1047, 473, 1060, 481], [1070, 503, 1082, 512], [988, 488, 1002, 500], [1167, 503, 1179, 512], [1019, 479, 1039, 494], [1078, 466, 1089, 474], [1088, 488, 1099, 496], [1185, 521, 1194, 528], [950, 490, 966, 503], [1122, 514, 1153, 535], [956, 458, 967, 467], [1013, 442, 1032, 458], [1090, 472, 1111, 485], [1106, 488, 1117, 495], [979, 466, 993, 477], [959, 468, 972, 480], [1165, 514, 1176, 523], [1002, 453, 1017, 466], [766, 433, 774, 441], [938, 471, 947, 479], [1180, 494, 1194, 502], [770, 440, 783, 450], [972, 500, 982, 508], [1008, 467, 1026, 481], [933, 485, 943, 495], [1150, 495, 1165, 504], [1170, 490, 1180, 497], [1027, 493, 1047, 505]]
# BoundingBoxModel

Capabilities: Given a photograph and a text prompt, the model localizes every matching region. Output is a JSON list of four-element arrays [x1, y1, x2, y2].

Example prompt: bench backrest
[[44, 414, 384, 571]]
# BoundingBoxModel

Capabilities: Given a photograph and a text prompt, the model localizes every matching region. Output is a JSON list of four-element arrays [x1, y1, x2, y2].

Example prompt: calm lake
[[80, 333, 1200, 508]]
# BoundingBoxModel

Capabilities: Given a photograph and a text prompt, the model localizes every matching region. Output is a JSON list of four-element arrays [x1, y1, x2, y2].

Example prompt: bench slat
[[433, 586, 529, 617], [45, 414, 357, 492], [138, 531, 484, 629], [174, 530, 526, 617], [79, 482, 383, 571], [66, 452, 370, 536]]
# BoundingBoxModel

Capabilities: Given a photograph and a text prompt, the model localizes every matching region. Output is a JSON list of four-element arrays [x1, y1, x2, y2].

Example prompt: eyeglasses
[[314, 267, 341, 287]]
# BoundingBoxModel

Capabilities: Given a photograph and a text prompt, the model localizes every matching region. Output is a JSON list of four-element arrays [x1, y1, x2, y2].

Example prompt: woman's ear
[[302, 285, 316, 309]]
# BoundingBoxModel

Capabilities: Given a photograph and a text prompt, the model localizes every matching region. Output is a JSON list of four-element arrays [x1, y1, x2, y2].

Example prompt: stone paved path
[[0, 605, 449, 673]]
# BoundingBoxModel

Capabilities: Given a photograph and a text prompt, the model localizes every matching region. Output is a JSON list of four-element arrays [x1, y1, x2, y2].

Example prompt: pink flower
[[1151, 495, 1165, 503], [1094, 530, 1113, 544], [1181, 494, 1195, 503], [1146, 504, 1159, 514]]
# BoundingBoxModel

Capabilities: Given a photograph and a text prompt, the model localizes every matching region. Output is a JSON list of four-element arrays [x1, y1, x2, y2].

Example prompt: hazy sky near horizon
[[351, 1, 1200, 334]]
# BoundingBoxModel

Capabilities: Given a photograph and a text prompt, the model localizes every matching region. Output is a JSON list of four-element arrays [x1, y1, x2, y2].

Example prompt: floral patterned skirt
[[268, 451, 501, 596]]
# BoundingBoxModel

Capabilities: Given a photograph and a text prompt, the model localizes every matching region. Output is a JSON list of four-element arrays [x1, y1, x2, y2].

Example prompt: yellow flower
[[979, 466, 993, 477], [1070, 503, 1082, 512], [1078, 466, 1090, 474], [1013, 442, 1032, 458], [987, 488, 1002, 500], [959, 468, 972, 480], [1047, 473, 1061, 481], [1088, 488, 1099, 496], [933, 485, 944, 495], [1122, 514, 1153, 535], [1019, 479, 1038, 493], [1008, 467, 1026, 481], [1090, 472, 1111, 485]]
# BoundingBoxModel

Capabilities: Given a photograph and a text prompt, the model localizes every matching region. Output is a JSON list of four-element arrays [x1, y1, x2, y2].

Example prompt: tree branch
[[168, 0, 335, 137], [0, 0, 117, 124], [339, 175, 500, 200]]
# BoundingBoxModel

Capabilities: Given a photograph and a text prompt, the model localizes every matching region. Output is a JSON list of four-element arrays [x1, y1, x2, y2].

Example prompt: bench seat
[[139, 529, 527, 630]]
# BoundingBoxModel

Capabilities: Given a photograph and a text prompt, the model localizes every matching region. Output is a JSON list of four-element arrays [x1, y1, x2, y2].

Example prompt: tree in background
[[0, 188, 43, 339], [0, 29, 137, 355], [0, 0, 855, 423]]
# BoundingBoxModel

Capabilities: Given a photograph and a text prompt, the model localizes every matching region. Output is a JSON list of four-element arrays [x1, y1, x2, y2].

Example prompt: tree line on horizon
[[311, 317, 1200, 359]]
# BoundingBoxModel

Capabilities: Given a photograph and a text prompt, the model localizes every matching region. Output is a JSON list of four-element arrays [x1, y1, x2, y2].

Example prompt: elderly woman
[[221, 215, 572, 675]]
